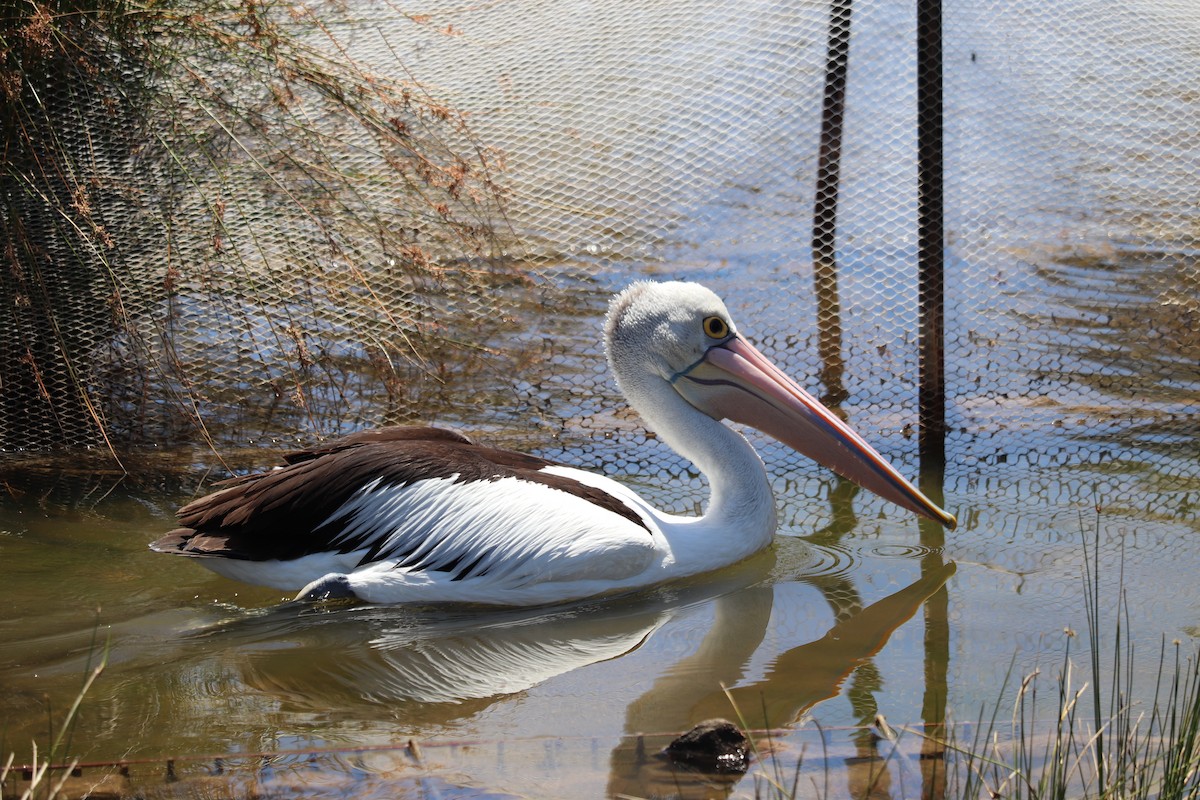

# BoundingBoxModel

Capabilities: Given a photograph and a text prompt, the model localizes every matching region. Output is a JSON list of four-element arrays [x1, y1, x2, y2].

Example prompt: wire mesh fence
[[1, 0, 1197, 531]]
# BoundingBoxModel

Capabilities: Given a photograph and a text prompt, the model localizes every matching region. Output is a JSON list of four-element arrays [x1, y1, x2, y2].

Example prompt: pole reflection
[[918, 464, 951, 800]]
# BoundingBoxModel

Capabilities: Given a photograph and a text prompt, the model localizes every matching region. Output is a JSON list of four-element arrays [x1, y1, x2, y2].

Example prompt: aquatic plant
[[723, 516, 1200, 799], [930, 526, 1200, 800]]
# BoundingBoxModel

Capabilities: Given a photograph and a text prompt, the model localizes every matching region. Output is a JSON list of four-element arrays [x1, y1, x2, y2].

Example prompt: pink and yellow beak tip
[[931, 506, 958, 530]]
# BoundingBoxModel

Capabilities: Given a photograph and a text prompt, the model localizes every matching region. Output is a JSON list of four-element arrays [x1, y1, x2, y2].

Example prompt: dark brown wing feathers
[[279, 426, 476, 465], [153, 426, 648, 562]]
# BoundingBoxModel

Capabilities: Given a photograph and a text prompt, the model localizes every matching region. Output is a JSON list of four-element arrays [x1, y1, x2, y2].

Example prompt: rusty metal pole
[[917, 3, 949, 797], [917, 0, 946, 466], [811, 0, 853, 407]]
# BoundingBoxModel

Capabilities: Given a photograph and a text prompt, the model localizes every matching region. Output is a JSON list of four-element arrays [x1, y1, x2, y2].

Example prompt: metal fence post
[[917, 0, 947, 465]]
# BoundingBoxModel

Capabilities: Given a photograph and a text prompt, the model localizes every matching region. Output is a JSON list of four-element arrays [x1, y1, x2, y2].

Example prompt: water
[[1, 406, 1194, 799]]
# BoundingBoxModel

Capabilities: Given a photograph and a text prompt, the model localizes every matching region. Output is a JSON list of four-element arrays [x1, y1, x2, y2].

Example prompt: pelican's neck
[[628, 378, 778, 567]]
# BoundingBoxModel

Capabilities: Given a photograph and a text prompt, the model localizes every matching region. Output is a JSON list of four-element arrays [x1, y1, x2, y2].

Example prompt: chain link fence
[[2, 0, 1197, 534]]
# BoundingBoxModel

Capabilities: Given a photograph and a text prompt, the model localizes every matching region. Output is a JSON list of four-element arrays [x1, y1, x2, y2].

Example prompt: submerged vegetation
[[1, 0, 528, 455]]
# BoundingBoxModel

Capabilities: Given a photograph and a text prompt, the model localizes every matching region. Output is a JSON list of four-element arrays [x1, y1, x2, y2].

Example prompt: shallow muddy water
[[1, 386, 1196, 799], [3, 193, 1198, 799]]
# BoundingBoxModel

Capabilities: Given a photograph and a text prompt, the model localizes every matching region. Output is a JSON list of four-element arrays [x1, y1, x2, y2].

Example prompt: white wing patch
[[319, 474, 660, 588]]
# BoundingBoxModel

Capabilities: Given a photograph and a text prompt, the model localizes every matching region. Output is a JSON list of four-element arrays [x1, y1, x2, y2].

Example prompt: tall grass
[[930, 525, 1200, 799]]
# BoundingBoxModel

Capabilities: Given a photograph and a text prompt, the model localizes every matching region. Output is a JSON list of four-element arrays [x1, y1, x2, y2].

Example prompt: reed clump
[[736, 524, 1200, 799], [933, 530, 1200, 799]]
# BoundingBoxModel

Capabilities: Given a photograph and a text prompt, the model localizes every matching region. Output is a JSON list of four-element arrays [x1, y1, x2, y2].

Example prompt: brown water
[[1, 230, 1198, 799], [1, 389, 1196, 799]]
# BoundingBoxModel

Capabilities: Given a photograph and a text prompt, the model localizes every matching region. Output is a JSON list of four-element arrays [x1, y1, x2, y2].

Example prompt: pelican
[[151, 281, 955, 605]]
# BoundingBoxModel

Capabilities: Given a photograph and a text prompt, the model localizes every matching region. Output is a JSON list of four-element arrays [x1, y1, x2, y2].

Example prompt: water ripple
[[789, 543, 859, 580], [862, 543, 943, 560]]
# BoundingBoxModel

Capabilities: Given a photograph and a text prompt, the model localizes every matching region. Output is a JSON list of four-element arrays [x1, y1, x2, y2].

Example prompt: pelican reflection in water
[[226, 557, 953, 797]]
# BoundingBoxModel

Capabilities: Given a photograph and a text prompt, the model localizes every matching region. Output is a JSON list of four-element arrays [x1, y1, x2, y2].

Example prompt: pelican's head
[[605, 280, 956, 529]]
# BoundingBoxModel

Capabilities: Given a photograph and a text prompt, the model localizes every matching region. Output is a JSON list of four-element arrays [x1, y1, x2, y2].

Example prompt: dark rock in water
[[296, 574, 359, 602], [662, 718, 750, 774]]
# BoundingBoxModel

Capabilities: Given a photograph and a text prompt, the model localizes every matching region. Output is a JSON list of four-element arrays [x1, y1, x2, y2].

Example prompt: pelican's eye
[[702, 315, 730, 340]]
